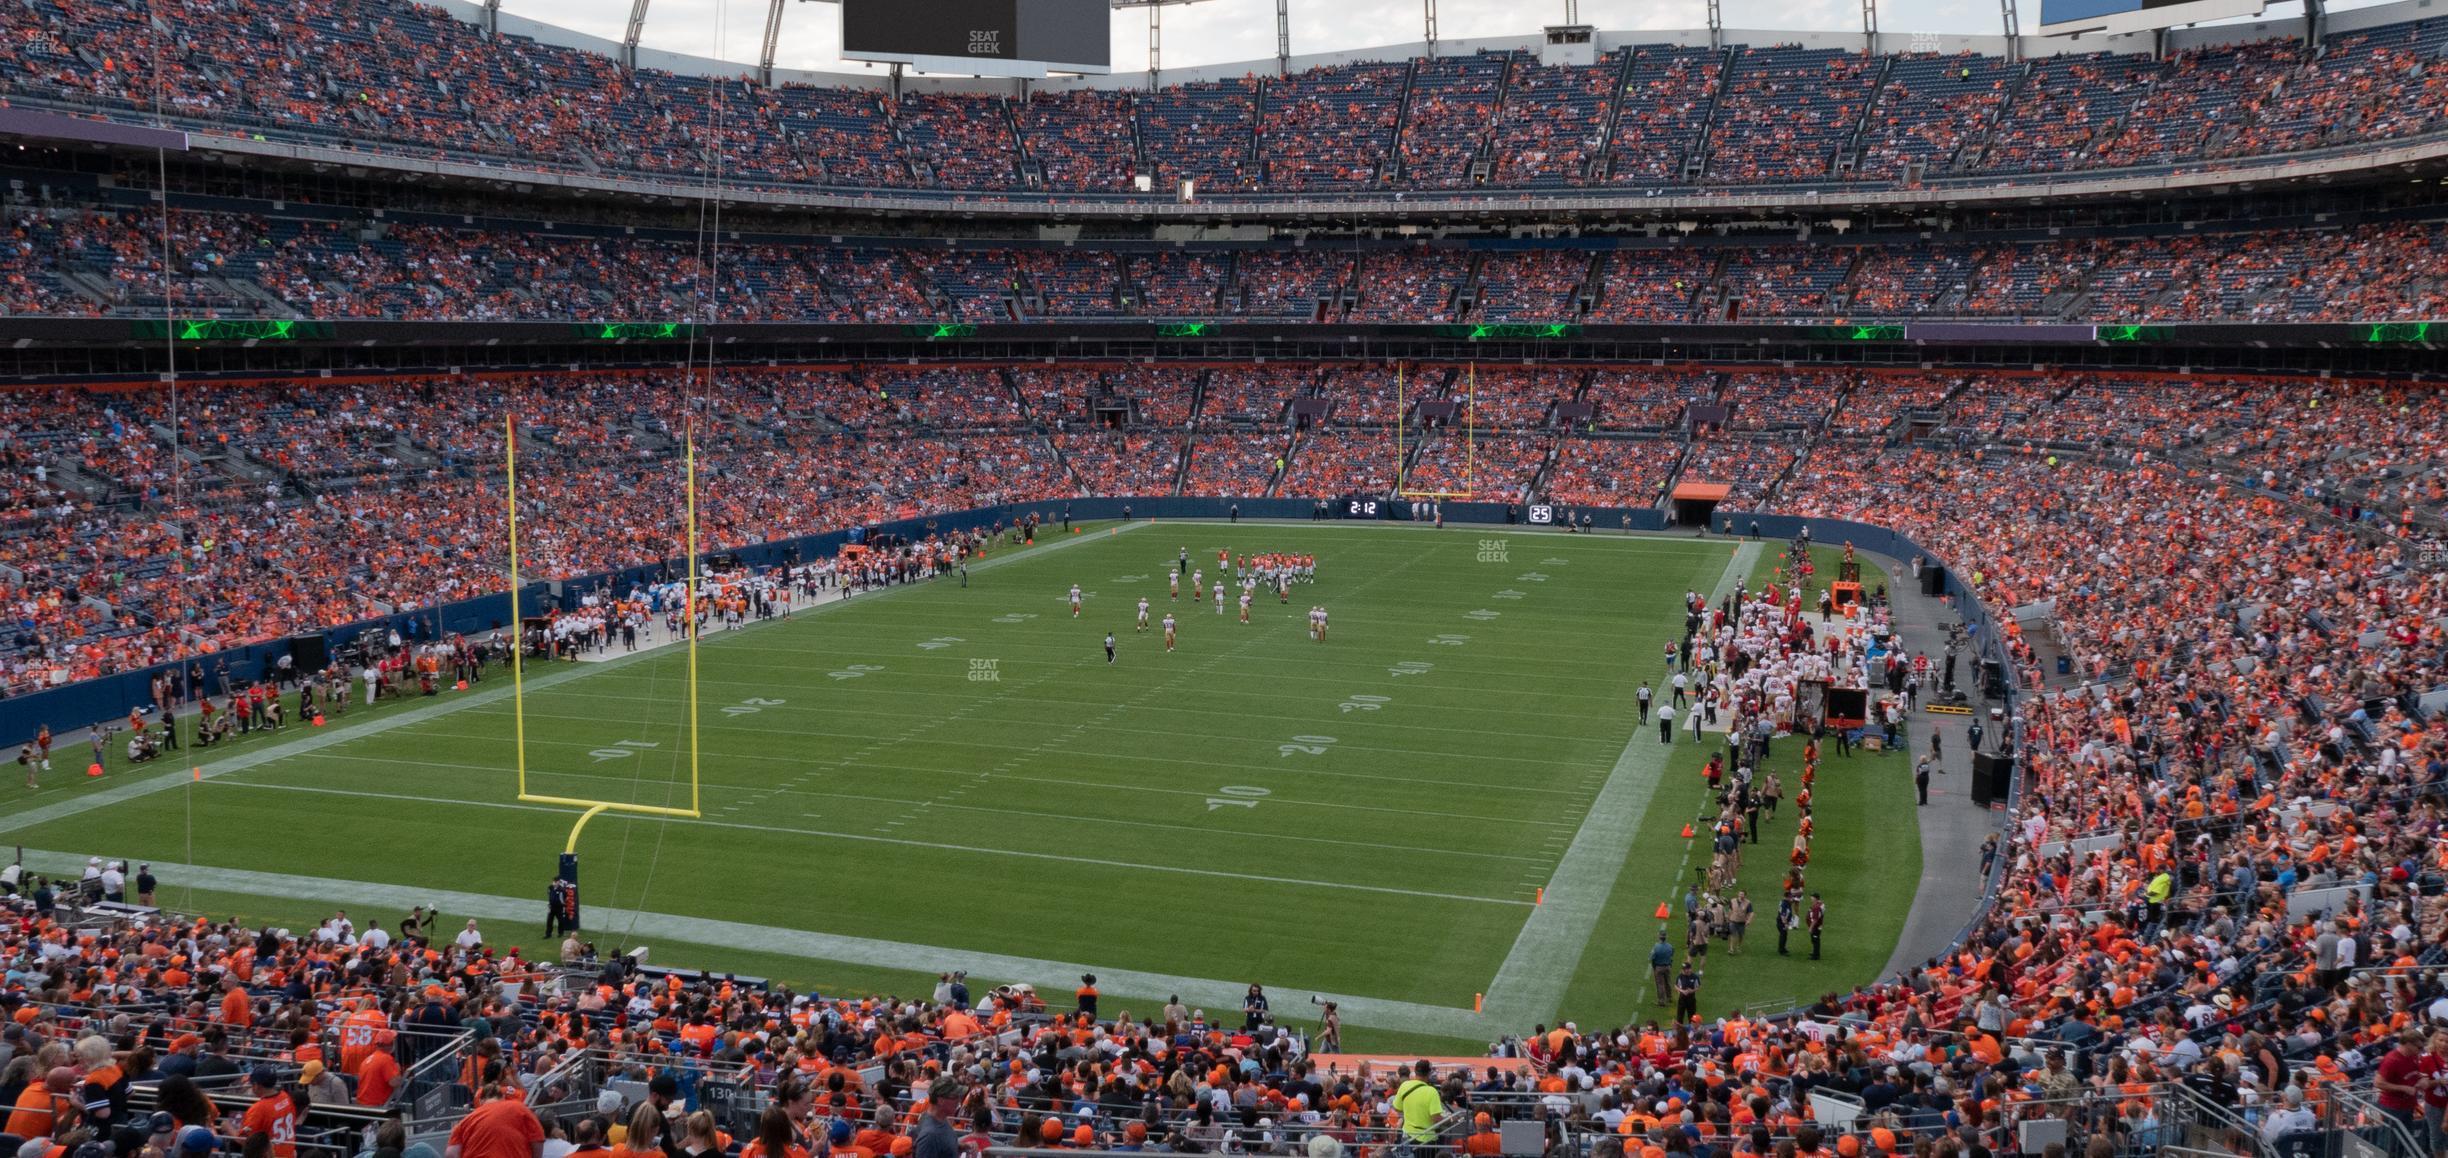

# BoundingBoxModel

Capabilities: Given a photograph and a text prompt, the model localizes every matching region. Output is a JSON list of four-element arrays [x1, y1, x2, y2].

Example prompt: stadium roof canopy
[[460, 0, 2391, 91]]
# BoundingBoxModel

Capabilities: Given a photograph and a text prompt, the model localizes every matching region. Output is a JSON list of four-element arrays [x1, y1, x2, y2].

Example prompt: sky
[[497, 0, 2335, 76]]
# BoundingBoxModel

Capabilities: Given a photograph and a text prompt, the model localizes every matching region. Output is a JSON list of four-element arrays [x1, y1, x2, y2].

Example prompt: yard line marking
[[202, 780, 1536, 907], [868, 608, 1284, 833], [0, 523, 1139, 839], [599, 659, 1644, 693], [403, 729, 1598, 798], [1477, 539, 1757, 1027], [465, 692, 1629, 736], [977, 772, 1573, 826], [14, 848, 1489, 1039]]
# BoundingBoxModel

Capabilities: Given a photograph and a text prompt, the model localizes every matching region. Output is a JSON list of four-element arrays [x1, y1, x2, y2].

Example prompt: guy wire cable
[[147, 0, 196, 911], [623, 0, 731, 943]]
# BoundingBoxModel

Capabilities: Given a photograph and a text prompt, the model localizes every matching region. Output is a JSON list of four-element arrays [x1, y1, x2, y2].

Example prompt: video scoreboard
[[841, 0, 1111, 78], [2037, 0, 2263, 37]]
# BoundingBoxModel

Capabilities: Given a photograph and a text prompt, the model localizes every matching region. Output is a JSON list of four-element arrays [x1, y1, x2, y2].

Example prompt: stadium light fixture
[[622, 0, 650, 68], [1279, 0, 1290, 73], [760, 0, 786, 84]]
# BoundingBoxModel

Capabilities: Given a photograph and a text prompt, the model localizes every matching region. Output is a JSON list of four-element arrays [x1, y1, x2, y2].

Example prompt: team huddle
[[1081, 546, 1325, 662]]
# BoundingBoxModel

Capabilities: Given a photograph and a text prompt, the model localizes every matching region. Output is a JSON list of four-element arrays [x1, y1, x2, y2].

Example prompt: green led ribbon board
[[134, 320, 332, 341], [905, 323, 980, 340], [580, 323, 701, 340], [1156, 323, 1215, 338], [1806, 325, 1906, 341], [2097, 325, 2173, 343], [2363, 322, 2434, 343], [1437, 323, 1578, 341]]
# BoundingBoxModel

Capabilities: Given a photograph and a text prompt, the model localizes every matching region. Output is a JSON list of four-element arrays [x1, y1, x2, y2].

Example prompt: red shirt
[[2378, 1047, 2425, 1112]]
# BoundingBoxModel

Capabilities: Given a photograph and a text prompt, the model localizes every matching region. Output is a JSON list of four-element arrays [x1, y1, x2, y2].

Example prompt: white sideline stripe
[[0, 524, 1138, 839], [202, 779, 1535, 907], [1713, 543, 1766, 606], [1476, 539, 1760, 1026], [13, 848, 1491, 1040]]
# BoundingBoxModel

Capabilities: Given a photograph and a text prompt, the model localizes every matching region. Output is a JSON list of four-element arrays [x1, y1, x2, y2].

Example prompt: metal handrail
[[2323, 1084, 2426, 1158]]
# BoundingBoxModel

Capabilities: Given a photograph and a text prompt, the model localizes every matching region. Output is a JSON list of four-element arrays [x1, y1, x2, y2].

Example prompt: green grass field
[[0, 521, 1915, 1053]]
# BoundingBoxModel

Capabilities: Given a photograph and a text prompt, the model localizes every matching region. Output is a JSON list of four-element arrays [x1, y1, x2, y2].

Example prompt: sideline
[[11, 522, 1833, 1040], [1477, 539, 1759, 1025], [14, 848, 1495, 1039], [0, 524, 1142, 840]]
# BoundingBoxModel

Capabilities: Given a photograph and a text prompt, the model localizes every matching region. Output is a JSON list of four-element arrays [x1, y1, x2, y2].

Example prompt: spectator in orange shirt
[[338, 1003, 395, 1075], [445, 1086, 544, 1158], [239, 1067, 300, 1158], [4, 1066, 71, 1139], [355, 1045, 402, 1109], [218, 975, 255, 1028], [1462, 1113, 1503, 1156]]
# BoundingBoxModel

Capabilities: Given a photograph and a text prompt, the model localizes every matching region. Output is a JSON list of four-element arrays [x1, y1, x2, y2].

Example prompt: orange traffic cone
[[85, 763, 103, 778], [1680, 823, 1694, 839], [311, 714, 326, 727], [1654, 901, 1671, 920], [454, 680, 467, 691]]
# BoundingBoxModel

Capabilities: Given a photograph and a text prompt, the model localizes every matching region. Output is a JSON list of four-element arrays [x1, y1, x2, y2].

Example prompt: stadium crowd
[[0, 0, 2444, 195], [2, 456, 2443, 1158], [0, 359, 2442, 1158], [18, 206, 2448, 325], [3, 0, 2448, 1152], [5, 365, 2439, 699]]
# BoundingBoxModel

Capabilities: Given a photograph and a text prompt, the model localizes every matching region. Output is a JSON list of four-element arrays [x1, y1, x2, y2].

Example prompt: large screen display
[[842, 0, 1111, 77], [2038, 0, 2263, 36]]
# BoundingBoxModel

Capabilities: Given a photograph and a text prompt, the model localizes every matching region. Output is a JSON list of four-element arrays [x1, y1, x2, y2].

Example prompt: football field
[[0, 521, 1916, 1051]]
